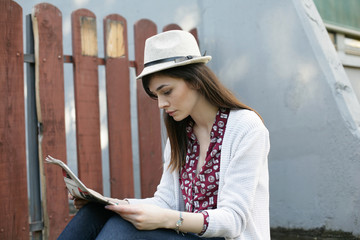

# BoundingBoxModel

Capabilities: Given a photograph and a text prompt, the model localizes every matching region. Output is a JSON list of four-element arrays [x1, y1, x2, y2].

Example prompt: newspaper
[[45, 155, 116, 205]]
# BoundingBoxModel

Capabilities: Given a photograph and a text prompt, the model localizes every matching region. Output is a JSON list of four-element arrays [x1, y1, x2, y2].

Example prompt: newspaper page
[[45, 155, 116, 205]]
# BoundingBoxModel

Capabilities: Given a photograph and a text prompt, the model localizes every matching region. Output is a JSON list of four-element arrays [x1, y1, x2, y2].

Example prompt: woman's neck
[[190, 97, 218, 134]]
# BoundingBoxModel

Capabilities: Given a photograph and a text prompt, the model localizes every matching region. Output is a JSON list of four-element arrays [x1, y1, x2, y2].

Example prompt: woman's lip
[[166, 110, 176, 116]]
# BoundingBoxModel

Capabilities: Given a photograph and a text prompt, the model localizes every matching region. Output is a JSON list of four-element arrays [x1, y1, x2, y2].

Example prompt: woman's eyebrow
[[155, 84, 169, 92]]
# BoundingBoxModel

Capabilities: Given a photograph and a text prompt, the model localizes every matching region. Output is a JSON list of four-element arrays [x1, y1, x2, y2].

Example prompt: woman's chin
[[172, 114, 185, 122]]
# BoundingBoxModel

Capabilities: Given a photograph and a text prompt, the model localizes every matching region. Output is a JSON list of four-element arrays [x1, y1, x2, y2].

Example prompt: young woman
[[58, 30, 270, 240]]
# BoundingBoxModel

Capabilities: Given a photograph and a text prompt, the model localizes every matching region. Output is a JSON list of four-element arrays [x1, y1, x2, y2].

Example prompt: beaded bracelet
[[175, 211, 184, 234]]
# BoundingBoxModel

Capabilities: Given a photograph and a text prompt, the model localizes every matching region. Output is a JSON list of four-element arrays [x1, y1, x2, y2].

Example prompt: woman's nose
[[158, 97, 169, 109]]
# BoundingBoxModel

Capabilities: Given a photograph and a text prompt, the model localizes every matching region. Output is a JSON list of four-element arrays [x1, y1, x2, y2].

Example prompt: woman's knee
[[96, 215, 138, 239], [77, 203, 114, 221], [58, 203, 115, 240]]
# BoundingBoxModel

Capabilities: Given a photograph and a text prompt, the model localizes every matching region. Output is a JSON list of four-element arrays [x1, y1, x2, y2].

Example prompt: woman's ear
[[186, 81, 200, 90]]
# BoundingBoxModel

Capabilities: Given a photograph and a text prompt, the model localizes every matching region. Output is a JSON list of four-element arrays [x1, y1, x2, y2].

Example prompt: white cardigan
[[129, 109, 270, 240]]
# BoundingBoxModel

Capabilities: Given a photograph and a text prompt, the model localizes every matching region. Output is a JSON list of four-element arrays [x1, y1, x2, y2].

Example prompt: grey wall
[[16, 0, 360, 236]]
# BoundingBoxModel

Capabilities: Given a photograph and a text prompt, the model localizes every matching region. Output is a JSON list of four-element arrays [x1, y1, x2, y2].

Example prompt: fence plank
[[32, 3, 69, 239], [71, 9, 103, 194], [104, 14, 134, 198], [134, 19, 163, 198], [163, 23, 182, 32], [0, 0, 29, 239]]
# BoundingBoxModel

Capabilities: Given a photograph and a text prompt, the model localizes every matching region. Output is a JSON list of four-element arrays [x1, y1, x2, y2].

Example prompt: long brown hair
[[142, 63, 261, 172]]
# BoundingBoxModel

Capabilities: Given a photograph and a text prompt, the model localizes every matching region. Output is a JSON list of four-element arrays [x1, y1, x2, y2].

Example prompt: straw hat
[[136, 30, 212, 79]]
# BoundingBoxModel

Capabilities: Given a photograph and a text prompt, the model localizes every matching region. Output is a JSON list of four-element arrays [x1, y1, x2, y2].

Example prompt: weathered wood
[[80, 16, 98, 56], [72, 9, 103, 193], [134, 19, 163, 198], [163, 23, 182, 32], [32, 3, 69, 239], [104, 14, 134, 198], [0, 0, 29, 239], [105, 16, 126, 58]]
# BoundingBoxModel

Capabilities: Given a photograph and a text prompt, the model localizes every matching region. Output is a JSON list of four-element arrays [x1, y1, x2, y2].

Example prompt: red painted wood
[[33, 3, 69, 238], [162, 23, 182, 32], [0, 0, 29, 238], [71, 9, 103, 193], [134, 19, 163, 198], [103, 14, 134, 198]]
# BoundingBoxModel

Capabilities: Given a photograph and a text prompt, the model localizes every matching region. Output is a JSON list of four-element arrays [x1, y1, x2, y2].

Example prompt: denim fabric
[[58, 203, 225, 240]]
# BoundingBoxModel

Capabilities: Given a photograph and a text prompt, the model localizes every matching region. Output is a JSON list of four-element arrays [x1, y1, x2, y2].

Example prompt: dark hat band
[[144, 55, 195, 68]]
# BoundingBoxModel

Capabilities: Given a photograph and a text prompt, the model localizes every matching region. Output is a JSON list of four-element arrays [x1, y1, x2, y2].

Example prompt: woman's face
[[148, 74, 201, 121]]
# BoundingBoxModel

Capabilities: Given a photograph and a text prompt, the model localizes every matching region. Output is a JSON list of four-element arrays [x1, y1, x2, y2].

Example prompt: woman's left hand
[[105, 204, 170, 230]]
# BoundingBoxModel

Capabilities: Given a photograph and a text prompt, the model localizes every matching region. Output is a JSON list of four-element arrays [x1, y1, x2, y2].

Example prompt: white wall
[[16, 0, 360, 236]]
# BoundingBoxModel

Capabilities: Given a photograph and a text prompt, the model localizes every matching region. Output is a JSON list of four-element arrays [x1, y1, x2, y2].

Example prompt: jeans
[[58, 203, 225, 240]]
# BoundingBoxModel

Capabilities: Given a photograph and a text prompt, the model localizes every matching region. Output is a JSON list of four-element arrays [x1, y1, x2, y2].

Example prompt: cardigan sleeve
[[127, 140, 178, 210], [202, 111, 270, 239]]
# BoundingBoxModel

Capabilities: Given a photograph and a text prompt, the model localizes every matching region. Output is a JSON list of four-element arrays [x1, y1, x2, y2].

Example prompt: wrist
[[163, 209, 180, 229]]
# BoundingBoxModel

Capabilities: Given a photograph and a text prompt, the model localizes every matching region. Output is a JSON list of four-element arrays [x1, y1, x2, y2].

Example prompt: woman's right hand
[[68, 193, 88, 209]]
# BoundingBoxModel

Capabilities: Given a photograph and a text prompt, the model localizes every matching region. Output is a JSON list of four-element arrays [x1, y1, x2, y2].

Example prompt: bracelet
[[175, 211, 184, 234]]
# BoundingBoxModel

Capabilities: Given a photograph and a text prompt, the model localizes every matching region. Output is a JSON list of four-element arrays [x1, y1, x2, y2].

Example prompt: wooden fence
[[0, 0, 199, 239]]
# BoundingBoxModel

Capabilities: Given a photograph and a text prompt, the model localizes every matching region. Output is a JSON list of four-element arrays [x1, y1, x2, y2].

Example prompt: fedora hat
[[136, 30, 212, 79]]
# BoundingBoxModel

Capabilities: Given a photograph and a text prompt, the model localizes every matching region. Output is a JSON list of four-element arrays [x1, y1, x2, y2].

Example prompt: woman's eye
[[164, 89, 172, 95]]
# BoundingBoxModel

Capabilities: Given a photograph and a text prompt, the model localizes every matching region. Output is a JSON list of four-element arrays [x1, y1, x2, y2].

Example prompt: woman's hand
[[105, 204, 171, 230], [68, 193, 88, 209], [103, 196, 128, 206]]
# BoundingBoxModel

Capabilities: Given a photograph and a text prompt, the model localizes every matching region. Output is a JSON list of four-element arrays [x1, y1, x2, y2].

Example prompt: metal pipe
[[26, 14, 43, 240]]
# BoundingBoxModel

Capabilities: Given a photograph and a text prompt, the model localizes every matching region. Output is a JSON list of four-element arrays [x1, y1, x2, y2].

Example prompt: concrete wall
[[16, 0, 360, 236]]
